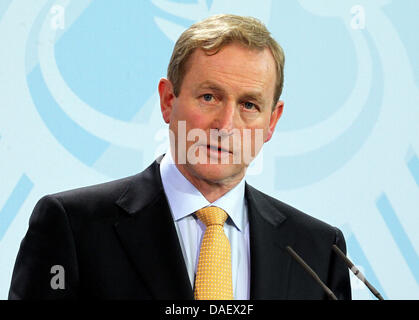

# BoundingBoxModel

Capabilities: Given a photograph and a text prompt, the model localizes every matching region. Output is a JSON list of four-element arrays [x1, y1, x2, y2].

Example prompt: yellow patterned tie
[[194, 206, 233, 300]]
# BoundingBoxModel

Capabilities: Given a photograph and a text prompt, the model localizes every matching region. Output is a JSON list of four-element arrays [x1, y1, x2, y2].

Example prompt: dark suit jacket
[[9, 156, 351, 300]]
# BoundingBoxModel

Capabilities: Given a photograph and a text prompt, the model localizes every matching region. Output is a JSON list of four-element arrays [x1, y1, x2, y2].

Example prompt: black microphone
[[332, 244, 384, 300], [286, 246, 338, 300]]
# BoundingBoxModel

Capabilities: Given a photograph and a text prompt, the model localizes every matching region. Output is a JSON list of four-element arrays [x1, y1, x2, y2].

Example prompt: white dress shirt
[[159, 151, 250, 299]]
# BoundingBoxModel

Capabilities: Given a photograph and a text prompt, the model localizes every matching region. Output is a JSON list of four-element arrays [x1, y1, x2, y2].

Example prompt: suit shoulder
[[50, 174, 135, 204], [246, 184, 337, 234], [35, 174, 140, 223]]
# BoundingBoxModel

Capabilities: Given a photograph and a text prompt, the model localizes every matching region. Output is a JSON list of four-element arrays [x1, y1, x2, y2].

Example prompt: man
[[9, 14, 351, 300]]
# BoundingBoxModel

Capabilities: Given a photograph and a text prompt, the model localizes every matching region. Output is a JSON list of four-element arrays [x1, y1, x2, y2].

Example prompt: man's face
[[159, 42, 283, 187]]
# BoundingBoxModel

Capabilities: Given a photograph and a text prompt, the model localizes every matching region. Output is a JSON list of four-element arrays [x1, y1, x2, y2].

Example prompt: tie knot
[[195, 206, 228, 227]]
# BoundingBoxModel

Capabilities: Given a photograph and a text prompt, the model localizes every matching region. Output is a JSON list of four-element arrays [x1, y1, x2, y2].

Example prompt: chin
[[189, 162, 245, 184]]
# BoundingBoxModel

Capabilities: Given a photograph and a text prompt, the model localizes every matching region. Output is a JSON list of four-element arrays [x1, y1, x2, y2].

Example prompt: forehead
[[182, 43, 276, 98]]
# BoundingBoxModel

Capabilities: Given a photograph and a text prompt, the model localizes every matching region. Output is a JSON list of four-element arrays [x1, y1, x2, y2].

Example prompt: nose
[[213, 101, 235, 136]]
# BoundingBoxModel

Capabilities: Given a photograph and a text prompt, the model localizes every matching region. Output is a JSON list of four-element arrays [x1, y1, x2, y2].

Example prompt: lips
[[207, 144, 232, 154]]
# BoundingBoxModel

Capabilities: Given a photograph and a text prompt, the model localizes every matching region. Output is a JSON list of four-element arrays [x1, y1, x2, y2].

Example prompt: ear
[[265, 100, 284, 142], [158, 78, 175, 124]]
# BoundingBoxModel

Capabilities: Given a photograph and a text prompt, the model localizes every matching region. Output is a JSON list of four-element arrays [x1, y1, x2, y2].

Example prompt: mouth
[[206, 144, 232, 154]]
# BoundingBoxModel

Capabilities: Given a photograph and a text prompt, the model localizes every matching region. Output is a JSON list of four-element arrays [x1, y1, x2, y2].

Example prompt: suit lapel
[[246, 183, 296, 300], [112, 157, 298, 300], [114, 158, 193, 299]]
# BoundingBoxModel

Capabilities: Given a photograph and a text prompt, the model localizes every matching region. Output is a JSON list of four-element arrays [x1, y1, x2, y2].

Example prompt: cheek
[[185, 108, 212, 131], [188, 113, 207, 129], [239, 123, 270, 154], [246, 119, 270, 138], [233, 126, 266, 147], [259, 114, 274, 141], [172, 98, 209, 129]]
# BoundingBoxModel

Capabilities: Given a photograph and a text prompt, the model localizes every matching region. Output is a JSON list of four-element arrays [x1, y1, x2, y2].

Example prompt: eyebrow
[[196, 81, 266, 107], [240, 92, 265, 106], [196, 81, 227, 95]]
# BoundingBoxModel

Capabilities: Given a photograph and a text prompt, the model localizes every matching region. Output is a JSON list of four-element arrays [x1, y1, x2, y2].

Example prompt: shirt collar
[[159, 150, 247, 231]]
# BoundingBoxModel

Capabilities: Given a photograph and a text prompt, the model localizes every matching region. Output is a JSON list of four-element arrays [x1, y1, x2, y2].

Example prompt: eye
[[202, 94, 214, 102], [243, 101, 258, 111]]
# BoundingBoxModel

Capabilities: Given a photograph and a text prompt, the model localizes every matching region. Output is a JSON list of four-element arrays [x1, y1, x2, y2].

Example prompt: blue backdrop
[[1, 0, 418, 299]]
